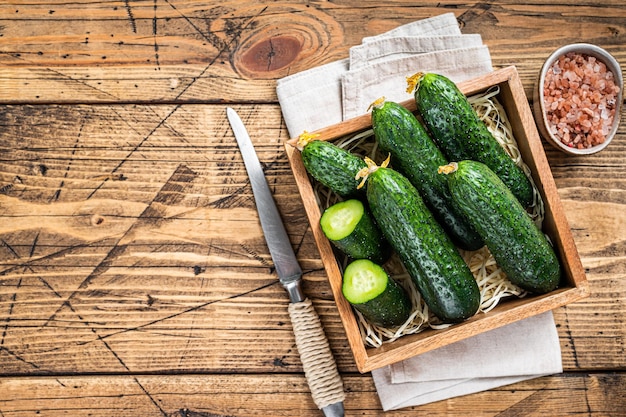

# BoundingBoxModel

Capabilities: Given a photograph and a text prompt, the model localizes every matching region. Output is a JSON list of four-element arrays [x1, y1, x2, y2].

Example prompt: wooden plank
[[0, 104, 624, 376], [0, 2, 625, 103], [0, 103, 348, 374], [0, 2, 623, 415], [0, 373, 624, 416]]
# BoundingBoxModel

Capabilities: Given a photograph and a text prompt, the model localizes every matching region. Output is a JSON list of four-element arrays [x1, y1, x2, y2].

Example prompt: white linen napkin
[[276, 12, 490, 135], [349, 34, 483, 67], [341, 45, 492, 119], [372, 311, 562, 410], [276, 12, 563, 410]]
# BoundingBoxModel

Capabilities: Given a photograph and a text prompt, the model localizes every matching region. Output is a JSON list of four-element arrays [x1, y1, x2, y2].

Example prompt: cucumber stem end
[[438, 162, 459, 175], [368, 96, 386, 112], [296, 130, 320, 151], [406, 72, 425, 94], [355, 154, 391, 189]]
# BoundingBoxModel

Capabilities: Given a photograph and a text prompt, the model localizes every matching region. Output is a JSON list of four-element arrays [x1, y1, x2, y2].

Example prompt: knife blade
[[226, 107, 345, 417]]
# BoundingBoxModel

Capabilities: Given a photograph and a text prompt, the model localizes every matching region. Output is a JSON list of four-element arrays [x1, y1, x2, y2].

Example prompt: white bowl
[[533, 43, 623, 155]]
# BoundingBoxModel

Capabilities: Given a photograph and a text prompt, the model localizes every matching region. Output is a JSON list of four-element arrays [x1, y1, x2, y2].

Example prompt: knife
[[226, 107, 345, 417]]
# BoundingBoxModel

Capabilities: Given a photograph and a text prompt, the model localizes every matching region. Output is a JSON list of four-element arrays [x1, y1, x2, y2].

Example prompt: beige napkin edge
[[361, 12, 460, 43], [341, 45, 493, 119], [390, 311, 562, 384], [349, 33, 484, 68], [372, 368, 552, 411]]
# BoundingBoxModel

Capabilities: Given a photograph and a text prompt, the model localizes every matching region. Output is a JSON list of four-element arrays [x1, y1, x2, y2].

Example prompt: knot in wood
[[238, 36, 301, 75], [90, 214, 105, 226]]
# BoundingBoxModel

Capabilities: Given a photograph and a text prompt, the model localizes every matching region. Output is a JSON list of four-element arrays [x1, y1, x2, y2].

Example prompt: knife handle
[[288, 298, 345, 410]]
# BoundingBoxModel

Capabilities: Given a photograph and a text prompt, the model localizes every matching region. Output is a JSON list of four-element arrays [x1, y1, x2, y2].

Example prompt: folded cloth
[[276, 12, 563, 410], [349, 34, 484, 68], [372, 311, 562, 410], [373, 369, 545, 410], [341, 45, 492, 119], [360, 12, 461, 44], [276, 58, 349, 137], [277, 12, 464, 136]]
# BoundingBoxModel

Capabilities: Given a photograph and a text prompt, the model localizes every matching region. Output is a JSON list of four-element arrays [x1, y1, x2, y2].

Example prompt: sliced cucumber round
[[320, 199, 391, 264], [342, 259, 412, 328]]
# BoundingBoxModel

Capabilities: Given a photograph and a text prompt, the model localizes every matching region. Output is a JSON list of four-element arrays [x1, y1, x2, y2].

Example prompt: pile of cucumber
[[297, 72, 562, 329]]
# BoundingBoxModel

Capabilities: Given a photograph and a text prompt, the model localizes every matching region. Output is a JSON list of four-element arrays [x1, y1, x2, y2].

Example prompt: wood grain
[[1, 1, 625, 415], [1, 103, 624, 376], [0, 373, 624, 416], [0, 2, 624, 103], [0, 104, 345, 375]]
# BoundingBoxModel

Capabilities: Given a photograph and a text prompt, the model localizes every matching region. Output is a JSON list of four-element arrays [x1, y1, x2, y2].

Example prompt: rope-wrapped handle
[[288, 298, 345, 410]]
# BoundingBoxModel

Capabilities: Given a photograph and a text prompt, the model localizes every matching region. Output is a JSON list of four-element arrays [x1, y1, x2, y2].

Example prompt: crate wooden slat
[[284, 66, 590, 373]]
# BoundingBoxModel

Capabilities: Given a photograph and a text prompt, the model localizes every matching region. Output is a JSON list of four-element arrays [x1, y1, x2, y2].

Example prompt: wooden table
[[0, 2, 624, 416]]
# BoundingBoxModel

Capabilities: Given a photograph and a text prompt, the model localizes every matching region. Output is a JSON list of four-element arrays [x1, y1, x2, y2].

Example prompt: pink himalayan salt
[[543, 52, 620, 149]]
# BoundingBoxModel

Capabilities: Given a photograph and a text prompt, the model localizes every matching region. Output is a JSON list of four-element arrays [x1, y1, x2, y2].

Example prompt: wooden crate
[[284, 66, 590, 373]]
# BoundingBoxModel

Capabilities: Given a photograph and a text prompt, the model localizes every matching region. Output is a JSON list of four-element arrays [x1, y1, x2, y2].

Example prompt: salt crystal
[[543, 51, 617, 148], [601, 108, 609, 120]]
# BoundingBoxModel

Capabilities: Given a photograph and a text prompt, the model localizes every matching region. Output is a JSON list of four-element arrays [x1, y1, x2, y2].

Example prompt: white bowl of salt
[[534, 43, 623, 155]]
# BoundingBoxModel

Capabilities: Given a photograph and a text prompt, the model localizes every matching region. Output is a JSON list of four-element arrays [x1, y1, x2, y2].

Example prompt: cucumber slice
[[320, 199, 364, 240], [342, 259, 412, 328], [320, 199, 391, 264]]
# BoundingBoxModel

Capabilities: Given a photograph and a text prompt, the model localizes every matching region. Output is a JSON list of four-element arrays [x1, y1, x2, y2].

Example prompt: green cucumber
[[320, 199, 391, 264], [298, 133, 367, 198], [440, 160, 561, 293], [342, 259, 412, 328], [370, 98, 484, 251], [358, 158, 480, 323], [408, 72, 534, 208]]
